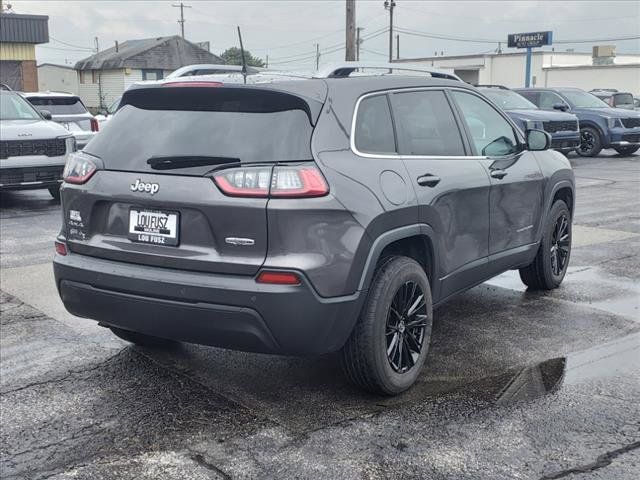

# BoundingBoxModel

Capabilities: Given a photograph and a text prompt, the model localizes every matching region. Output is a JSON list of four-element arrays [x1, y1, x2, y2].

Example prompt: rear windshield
[[613, 93, 634, 107], [85, 87, 319, 170], [27, 96, 87, 115]]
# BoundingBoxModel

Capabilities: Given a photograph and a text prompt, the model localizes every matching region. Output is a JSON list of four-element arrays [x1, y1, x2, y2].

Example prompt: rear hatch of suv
[[27, 95, 93, 132], [62, 81, 327, 276]]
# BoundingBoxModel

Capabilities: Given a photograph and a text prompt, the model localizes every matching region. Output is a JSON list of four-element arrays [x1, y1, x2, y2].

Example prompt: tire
[[613, 145, 639, 156], [577, 126, 603, 157], [48, 185, 61, 201], [519, 200, 572, 290], [109, 326, 177, 348], [341, 256, 433, 395]]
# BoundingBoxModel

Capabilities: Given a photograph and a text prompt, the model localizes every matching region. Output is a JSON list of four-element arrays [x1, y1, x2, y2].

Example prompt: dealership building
[[396, 48, 640, 93]]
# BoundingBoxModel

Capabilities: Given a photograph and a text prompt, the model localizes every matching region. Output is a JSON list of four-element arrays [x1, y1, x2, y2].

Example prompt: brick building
[[0, 12, 49, 91]]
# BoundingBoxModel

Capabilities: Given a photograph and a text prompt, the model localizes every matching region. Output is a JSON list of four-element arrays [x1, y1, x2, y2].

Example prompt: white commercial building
[[37, 63, 79, 94], [396, 50, 640, 93]]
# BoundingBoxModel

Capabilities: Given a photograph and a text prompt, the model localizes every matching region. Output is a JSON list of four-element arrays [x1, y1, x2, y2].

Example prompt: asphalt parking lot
[[1, 151, 638, 480]]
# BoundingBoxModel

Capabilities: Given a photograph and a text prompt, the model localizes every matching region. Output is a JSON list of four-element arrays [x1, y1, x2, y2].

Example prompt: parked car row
[[2, 64, 639, 203], [516, 87, 640, 157]]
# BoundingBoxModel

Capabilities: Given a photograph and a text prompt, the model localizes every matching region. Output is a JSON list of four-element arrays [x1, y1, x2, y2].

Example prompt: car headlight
[[525, 120, 544, 130], [65, 136, 77, 153], [606, 117, 622, 128]]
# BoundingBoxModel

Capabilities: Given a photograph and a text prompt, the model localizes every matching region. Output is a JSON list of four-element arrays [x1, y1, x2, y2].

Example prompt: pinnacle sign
[[507, 31, 553, 49]]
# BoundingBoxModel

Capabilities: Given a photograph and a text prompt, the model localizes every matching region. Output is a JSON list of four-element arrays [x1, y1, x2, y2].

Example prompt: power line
[[554, 35, 640, 44], [360, 48, 387, 57], [395, 26, 640, 45], [39, 45, 96, 53], [49, 36, 94, 51], [399, 4, 639, 25], [251, 12, 388, 52]]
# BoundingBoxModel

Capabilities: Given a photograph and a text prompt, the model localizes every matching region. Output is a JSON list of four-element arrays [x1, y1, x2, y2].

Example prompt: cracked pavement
[[1, 152, 639, 479]]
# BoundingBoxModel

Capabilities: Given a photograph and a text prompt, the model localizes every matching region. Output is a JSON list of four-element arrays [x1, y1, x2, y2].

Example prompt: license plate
[[128, 208, 179, 246]]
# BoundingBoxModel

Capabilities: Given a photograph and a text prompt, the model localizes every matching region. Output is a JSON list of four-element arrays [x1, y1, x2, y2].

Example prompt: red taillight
[[256, 270, 301, 285], [55, 241, 67, 256], [271, 166, 328, 197], [63, 153, 97, 184], [212, 164, 328, 198], [90, 117, 99, 132], [162, 81, 224, 87]]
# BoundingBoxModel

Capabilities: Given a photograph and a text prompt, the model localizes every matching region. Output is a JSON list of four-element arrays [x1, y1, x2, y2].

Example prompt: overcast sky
[[9, 0, 640, 68]]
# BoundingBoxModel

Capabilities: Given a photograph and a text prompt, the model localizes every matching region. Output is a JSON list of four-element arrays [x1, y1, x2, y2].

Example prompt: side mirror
[[526, 129, 551, 151], [40, 109, 52, 120], [552, 103, 568, 112]]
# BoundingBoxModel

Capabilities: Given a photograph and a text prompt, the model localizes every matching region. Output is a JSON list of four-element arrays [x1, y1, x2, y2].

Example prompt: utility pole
[[315, 43, 321, 70], [345, 0, 356, 61], [94, 37, 104, 110], [265, 54, 269, 68], [384, 0, 396, 64], [172, 2, 192, 39], [396, 34, 399, 60], [356, 27, 363, 61]]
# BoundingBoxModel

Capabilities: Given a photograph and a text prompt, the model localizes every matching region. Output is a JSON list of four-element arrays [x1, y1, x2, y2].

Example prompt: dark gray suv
[[53, 63, 575, 395]]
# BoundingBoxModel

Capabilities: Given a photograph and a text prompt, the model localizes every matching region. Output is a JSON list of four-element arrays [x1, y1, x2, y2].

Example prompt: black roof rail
[[313, 62, 462, 82], [0, 83, 13, 91]]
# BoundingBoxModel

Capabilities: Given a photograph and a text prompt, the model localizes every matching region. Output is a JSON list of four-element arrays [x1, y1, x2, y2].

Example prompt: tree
[[219, 47, 265, 67]]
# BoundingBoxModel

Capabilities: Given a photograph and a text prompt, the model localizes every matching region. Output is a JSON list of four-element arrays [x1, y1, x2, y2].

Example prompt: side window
[[354, 95, 396, 154], [389, 90, 465, 156], [451, 91, 519, 157], [539, 91, 566, 110]]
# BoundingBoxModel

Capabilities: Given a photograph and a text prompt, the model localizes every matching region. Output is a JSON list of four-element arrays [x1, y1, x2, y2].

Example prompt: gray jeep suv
[[53, 63, 574, 395]]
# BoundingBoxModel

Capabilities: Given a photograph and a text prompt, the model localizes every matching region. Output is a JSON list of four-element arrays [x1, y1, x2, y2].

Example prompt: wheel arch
[[579, 119, 608, 147], [357, 224, 441, 299]]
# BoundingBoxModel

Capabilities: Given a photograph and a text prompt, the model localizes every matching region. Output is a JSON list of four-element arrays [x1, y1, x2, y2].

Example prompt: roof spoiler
[[313, 62, 462, 81]]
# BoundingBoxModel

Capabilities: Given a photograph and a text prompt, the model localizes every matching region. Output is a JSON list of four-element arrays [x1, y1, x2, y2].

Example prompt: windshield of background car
[[559, 90, 610, 108], [613, 93, 634, 108], [27, 96, 88, 115], [106, 97, 121, 114], [482, 89, 538, 110], [0, 93, 42, 120]]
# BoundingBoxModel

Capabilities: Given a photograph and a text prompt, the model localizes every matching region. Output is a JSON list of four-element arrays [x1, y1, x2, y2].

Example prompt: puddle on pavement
[[494, 332, 640, 405], [486, 267, 640, 321]]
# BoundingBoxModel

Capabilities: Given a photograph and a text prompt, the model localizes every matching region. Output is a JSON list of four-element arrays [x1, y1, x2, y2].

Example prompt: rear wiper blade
[[147, 156, 240, 170]]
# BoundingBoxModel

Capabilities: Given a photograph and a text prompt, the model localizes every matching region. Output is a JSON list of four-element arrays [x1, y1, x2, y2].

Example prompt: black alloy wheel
[[577, 127, 602, 157], [519, 200, 572, 290], [385, 281, 429, 373], [550, 214, 570, 277], [340, 255, 433, 395]]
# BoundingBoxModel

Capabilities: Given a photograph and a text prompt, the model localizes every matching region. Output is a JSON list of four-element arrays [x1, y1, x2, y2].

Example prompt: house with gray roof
[[74, 35, 223, 109]]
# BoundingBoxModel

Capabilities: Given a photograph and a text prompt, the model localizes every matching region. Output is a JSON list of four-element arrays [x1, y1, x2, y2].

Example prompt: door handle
[[417, 174, 441, 187], [490, 169, 508, 179]]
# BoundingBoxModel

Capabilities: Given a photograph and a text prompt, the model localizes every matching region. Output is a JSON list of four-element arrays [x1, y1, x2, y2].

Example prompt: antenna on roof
[[237, 26, 247, 85]]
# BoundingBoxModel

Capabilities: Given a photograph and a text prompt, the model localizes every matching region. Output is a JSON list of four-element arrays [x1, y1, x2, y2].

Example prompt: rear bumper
[[53, 252, 364, 355]]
